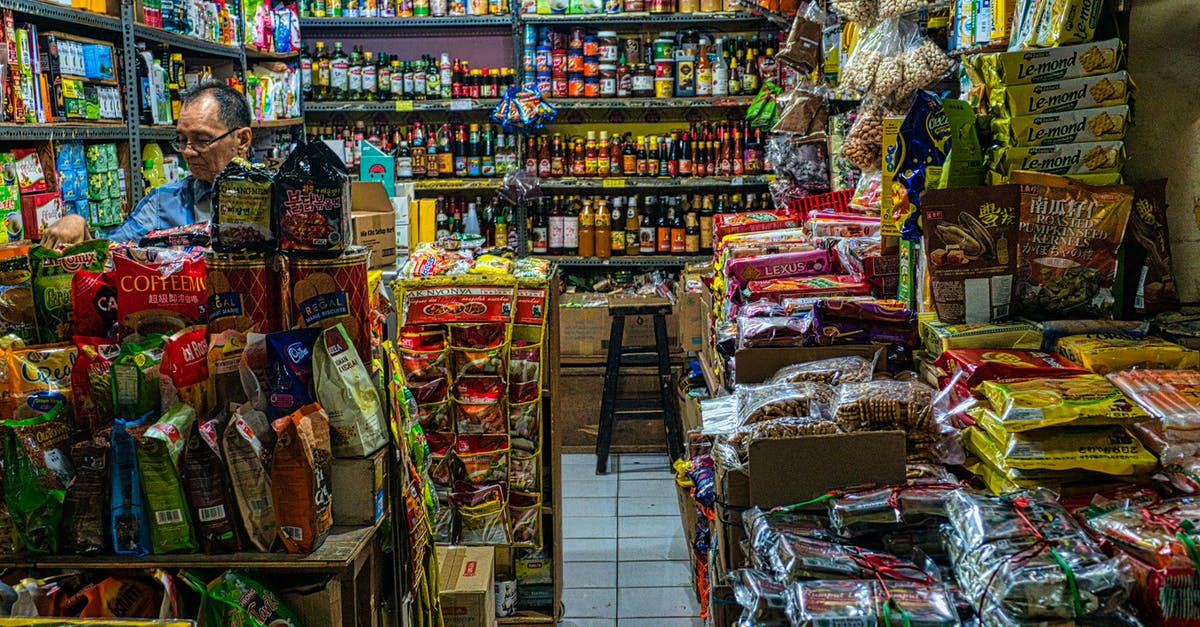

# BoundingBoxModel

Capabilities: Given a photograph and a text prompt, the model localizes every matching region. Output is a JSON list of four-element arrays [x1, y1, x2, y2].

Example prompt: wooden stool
[[595, 299, 683, 474]]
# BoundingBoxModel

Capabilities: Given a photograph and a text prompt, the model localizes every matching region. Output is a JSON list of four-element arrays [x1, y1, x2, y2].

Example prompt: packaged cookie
[[993, 106, 1130, 147], [990, 141, 1126, 180], [769, 355, 877, 385], [830, 379, 937, 433], [738, 381, 834, 425], [1055, 333, 1198, 375], [989, 71, 1131, 116], [977, 374, 1150, 429]]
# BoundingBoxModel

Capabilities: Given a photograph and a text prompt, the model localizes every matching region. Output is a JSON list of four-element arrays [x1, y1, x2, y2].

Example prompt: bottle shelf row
[[299, 10, 766, 29]]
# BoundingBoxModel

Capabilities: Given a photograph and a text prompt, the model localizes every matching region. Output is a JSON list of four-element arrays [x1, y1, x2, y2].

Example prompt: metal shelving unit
[[132, 23, 245, 59], [0, 122, 131, 140], [138, 125, 178, 141], [540, 174, 772, 189], [537, 254, 710, 266], [520, 10, 764, 25], [299, 15, 512, 28], [246, 47, 301, 60], [305, 98, 502, 112], [251, 118, 305, 129], [405, 177, 506, 191], [549, 95, 754, 109], [0, 0, 121, 32]]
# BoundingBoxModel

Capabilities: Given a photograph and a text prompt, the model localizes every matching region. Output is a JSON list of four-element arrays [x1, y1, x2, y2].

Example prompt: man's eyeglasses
[[171, 128, 242, 152]]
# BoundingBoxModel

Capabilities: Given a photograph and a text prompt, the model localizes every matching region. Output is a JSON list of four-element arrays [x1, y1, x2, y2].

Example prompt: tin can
[[566, 51, 584, 73], [551, 49, 567, 73], [206, 252, 282, 335], [654, 58, 674, 78], [285, 247, 371, 364], [567, 73, 585, 97], [623, 0, 643, 9], [535, 46, 552, 72], [523, 25, 537, 45], [584, 77, 600, 97], [583, 56, 600, 77], [552, 73, 568, 96]]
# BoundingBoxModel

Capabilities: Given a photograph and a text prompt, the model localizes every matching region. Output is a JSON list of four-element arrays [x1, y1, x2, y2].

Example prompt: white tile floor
[[560, 453, 703, 627]]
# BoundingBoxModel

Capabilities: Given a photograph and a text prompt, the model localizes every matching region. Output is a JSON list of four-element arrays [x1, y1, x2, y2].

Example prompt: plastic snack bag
[[275, 141, 351, 257], [204, 571, 302, 627], [223, 403, 277, 552], [271, 403, 333, 554], [313, 323, 388, 457], [111, 415, 152, 556], [265, 328, 322, 420], [61, 436, 109, 554], [136, 403, 198, 554], [30, 240, 108, 343], [212, 158, 275, 253], [2, 426, 63, 554]]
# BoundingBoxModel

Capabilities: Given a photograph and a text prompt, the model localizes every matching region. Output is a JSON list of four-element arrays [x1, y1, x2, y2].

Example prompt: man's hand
[[40, 214, 89, 249]]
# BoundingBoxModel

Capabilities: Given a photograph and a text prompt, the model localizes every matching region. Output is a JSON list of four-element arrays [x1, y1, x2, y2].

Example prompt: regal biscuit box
[[990, 70, 1130, 117], [994, 105, 1130, 147]]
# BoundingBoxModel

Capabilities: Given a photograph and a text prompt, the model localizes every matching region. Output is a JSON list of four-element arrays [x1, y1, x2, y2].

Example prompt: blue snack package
[[885, 91, 951, 241], [111, 414, 152, 556], [265, 328, 322, 420]]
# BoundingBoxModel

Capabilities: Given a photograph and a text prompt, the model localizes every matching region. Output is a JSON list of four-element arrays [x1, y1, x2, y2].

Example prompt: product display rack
[[305, 98, 504, 112], [521, 10, 764, 24], [540, 254, 711, 266], [299, 14, 514, 28]]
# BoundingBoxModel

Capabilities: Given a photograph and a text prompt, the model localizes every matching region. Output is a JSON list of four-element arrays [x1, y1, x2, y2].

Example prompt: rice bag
[[271, 403, 333, 554], [265, 328, 321, 421], [182, 411, 241, 554], [274, 140, 351, 256], [30, 240, 109, 343], [212, 158, 275, 253], [136, 402, 198, 554], [111, 415, 152, 556], [313, 323, 388, 457], [223, 403, 276, 552]]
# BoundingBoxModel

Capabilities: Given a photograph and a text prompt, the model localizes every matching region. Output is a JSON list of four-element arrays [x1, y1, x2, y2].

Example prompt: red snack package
[[161, 325, 213, 416], [744, 275, 872, 302], [72, 337, 120, 433], [71, 270, 118, 339], [114, 247, 207, 337], [934, 349, 1089, 392]]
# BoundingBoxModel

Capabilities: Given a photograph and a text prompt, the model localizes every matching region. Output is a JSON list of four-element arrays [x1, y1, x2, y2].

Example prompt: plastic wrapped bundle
[[1077, 496, 1200, 570], [741, 506, 837, 573], [827, 481, 957, 536], [728, 568, 790, 626]]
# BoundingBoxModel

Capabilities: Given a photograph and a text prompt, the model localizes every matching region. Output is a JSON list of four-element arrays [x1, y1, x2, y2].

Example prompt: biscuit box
[[977, 38, 1123, 85], [993, 105, 1130, 146], [989, 70, 1130, 116]]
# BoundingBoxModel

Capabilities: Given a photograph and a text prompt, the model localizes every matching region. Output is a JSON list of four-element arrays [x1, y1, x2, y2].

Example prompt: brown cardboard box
[[560, 365, 671, 453], [438, 546, 496, 627], [732, 345, 886, 385], [712, 430, 906, 574], [350, 181, 397, 268], [675, 274, 709, 355], [558, 293, 679, 361], [330, 446, 387, 526], [280, 577, 342, 627]]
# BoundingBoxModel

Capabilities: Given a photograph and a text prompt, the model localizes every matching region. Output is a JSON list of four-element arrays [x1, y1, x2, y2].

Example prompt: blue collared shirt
[[104, 176, 213, 243]]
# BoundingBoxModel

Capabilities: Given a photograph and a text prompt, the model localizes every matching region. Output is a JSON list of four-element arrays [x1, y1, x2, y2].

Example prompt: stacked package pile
[[392, 248, 554, 551]]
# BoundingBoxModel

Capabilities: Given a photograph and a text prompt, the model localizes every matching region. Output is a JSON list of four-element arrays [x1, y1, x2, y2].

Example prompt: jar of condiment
[[616, 63, 633, 96], [567, 50, 584, 72], [597, 31, 619, 63], [552, 72, 568, 96], [568, 73, 585, 97], [624, 37, 642, 66], [631, 63, 654, 96], [584, 76, 600, 98], [599, 64, 617, 97], [623, 0, 644, 10], [584, 55, 600, 77], [569, 27, 585, 49], [582, 35, 599, 57], [551, 49, 567, 73]]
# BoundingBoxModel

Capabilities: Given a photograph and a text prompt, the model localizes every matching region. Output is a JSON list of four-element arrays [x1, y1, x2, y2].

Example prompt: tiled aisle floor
[[560, 453, 703, 627]]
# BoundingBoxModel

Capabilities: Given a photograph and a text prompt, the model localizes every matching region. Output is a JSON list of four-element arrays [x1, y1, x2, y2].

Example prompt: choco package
[[274, 140, 351, 257]]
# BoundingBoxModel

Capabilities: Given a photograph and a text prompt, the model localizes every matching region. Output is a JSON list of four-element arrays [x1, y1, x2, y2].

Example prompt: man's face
[[176, 94, 250, 183]]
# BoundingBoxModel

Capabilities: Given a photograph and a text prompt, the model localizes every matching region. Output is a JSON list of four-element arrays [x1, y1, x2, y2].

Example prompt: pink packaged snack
[[725, 249, 833, 285], [744, 275, 872, 303], [713, 209, 801, 245]]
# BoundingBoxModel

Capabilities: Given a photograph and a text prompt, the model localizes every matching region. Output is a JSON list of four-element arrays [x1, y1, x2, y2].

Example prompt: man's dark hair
[[181, 83, 251, 131]]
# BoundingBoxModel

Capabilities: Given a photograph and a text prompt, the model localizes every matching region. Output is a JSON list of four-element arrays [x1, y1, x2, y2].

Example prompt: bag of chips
[[271, 403, 333, 554], [111, 415, 152, 556], [30, 240, 109, 343], [223, 402, 276, 552], [0, 244, 37, 343], [274, 140, 351, 257], [137, 402, 198, 554], [212, 158, 275, 253], [61, 436, 109, 554], [265, 328, 321, 421], [72, 338, 119, 433], [204, 571, 302, 627], [1056, 333, 1199, 376], [2, 425, 63, 553], [182, 411, 241, 554], [161, 325, 214, 416], [112, 335, 165, 421], [313, 323, 388, 457], [114, 246, 207, 338], [71, 270, 117, 339]]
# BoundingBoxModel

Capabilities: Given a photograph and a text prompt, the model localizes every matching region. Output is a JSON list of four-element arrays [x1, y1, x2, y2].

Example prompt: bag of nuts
[[737, 381, 835, 425]]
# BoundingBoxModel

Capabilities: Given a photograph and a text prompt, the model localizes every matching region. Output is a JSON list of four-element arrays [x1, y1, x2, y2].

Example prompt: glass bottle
[[578, 198, 595, 257], [609, 196, 624, 256], [671, 199, 686, 253], [624, 195, 639, 256], [594, 197, 612, 259], [548, 196, 565, 255], [656, 201, 671, 253], [314, 41, 331, 101], [300, 44, 313, 101], [639, 197, 657, 254], [531, 199, 549, 254], [563, 197, 579, 256]]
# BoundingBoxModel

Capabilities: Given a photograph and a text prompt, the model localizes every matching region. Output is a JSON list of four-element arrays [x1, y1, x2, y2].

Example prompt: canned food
[[206, 252, 282, 335], [285, 247, 371, 365]]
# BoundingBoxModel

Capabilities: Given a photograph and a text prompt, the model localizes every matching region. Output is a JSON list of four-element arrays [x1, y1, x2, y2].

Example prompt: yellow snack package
[[978, 374, 1149, 430], [1055, 334, 1200, 375], [963, 423, 1157, 476]]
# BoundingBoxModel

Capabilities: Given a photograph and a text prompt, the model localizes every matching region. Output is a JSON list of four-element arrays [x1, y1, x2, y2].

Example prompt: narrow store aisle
[[559, 453, 703, 627]]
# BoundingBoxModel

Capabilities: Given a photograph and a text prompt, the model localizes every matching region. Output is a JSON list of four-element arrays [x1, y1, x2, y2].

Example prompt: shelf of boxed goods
[[539, 174, 771, 189], [299, 15, 513, 29], [548, 95, 754, 109], [538, 254, 711, 266], [520, 11, 764, 25], [132, 23, 245, 60], [304, 98, 503, 112], [0, 122, 132, 140], [0, 0, 122, 32]]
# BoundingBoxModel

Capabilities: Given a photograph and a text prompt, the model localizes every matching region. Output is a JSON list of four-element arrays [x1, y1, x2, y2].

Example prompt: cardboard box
[[677, 384, 702, 433], [675, 479, 699, 592], [330, 446, 387, 526], [675, 271, 710, 355], [438, 546, 496, 627], [732, 345, 886, 385], [560, 365, 672, 453], [558, 293, 679, 360], [280, 576, 342, 627], [350, 181, 397, 269]]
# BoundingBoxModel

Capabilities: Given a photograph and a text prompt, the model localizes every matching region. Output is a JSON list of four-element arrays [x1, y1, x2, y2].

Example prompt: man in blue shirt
[[41, 83, 254, 247]]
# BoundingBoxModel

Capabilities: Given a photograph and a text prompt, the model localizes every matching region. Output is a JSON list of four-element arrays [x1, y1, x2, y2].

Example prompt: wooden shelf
[[246, 47, 300, 61], [11, 524, 379, 572], [251, 118, 305, 129]]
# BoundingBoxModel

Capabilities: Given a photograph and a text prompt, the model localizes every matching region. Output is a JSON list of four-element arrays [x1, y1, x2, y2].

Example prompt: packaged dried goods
[[274, 140, 351, 256], [738, 381, 834, 425], [212, 158, 274, 253], [977, 374, 1149, 430], [770, 354, 878, 385], [1056, 333, 1198, 375]]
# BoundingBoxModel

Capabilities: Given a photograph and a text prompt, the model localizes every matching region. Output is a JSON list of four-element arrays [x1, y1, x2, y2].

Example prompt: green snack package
[[112, 335, 165, 421], [136, 402, 198, 554], [2, 426, 63, 554], [205, 570, 303, 627], [30, 239, 109, 343], [938, 99, 985, 189]]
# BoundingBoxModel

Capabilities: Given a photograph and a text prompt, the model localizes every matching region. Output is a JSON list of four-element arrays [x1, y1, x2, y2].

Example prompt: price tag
[[731, 176, 744, 186], [602, 178, 625, 188], [395, 100, 414, 112], [449, 99, 473, 111]]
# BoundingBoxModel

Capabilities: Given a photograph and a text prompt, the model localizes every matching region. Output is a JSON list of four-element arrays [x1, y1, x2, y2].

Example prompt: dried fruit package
[[274, 140, 351, 257], [271, 403, 333, 554]]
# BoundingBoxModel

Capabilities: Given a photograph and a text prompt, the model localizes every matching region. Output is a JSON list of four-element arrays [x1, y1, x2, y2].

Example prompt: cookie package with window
[[274, 140, 351, 257]]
